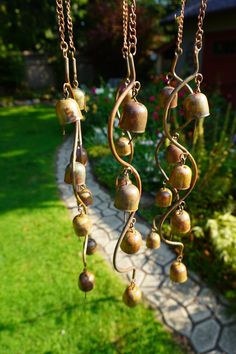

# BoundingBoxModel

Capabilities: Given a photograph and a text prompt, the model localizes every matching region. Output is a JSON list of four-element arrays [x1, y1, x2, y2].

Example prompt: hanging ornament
[[150, 0, 209, 284], [108, 0, 147, 306], [55, 0, 97, 293]]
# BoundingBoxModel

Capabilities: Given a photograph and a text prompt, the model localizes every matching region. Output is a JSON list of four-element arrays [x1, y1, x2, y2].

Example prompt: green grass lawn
[[0, 105, 185, 354]]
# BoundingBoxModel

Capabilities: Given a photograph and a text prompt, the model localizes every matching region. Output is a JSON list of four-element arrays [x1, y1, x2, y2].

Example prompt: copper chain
[[195, 0, 208, 51], [56, 0, 69, 58], [128, 0, 137, 56], [122, 0, 129, 58], [65, 0, 76, 57], [175, 0, 186, 56]]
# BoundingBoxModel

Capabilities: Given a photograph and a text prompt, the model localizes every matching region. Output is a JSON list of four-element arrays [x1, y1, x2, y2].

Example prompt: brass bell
[[123, 283, 142, 307], [115, 136, 131, 157], [159, 86, 178, 109], [56, 98, 83, 125], [70, 146, 88, 166], [146, 230, 161, 249], [78, 270, 95, 292], [166, 144, 183, 164], [169, 164, 192, 190], [73, 213, 92, 237], [116, 80, 133, 106], [155, 187, 172, 208], [78, 186, 93, 206], [72, 87, 86, 111], [114, 176, 140, 212], [170, 261, 187, 283], [120, 227, 142, 254], [64, 162, 86, 185], [86, 237, 97, 255], [170, 209, 191, 234], [119, 100, 148, 134], [183, 92, 210, 120]]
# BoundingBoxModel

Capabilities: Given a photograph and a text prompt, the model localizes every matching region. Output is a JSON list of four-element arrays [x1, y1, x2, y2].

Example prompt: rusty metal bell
[[73, 213, 92, 237], [114, 176, 140, 212], [115, 136, 131, 157], [78, 186, 93, 206], [72, 87, 86, 112], [78, 270, 95, 292], [146, 230, 161, 249], [183, 92, 210, 120], [170, 261, 187, 283], [122, 283, 142, 307], [170, 209, 191, 234], [56, 98, 83, 125], [119, 100, 148, 134], [70, 146, 88, 166], [155, 187, 172, 208], [86, 237, 97, 255], [169, 164, 192, 190], [159, 86, 178, 109], [64, 162, 86, 185], [166, 143, 183, 164], [120, 227, 142, 254], [117, 81, 133, 106]]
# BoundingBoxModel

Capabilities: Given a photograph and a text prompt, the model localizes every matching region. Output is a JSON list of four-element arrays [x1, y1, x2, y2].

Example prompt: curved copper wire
[[108, 54, 141, 278]]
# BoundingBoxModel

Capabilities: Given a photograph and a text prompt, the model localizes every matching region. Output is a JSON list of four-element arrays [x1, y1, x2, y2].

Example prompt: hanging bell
[[70, 146, 88, 166], [64, 162, 86, 185], [169, 164, 192, 190], [78, 270, 95, 292], [114, 176, 140, 212], [86, 237, 97, 255], [159, 86, 178, 109], [72, 87, 87, 111], [117, 80, 133, 107], [73, 213, 92, 237], [166, 143, 183, 164], [78, 186, 93, 206], [119, 100, 148, 134], [155, 187, 172, 208], [170, 261, 187, 283], [146, 230, 161, 249], [170, 209, 191, 234], [56, 98, 83, 125], [122, 283, 142, 307], [183, 92, 210, 120], [120, 227, 142, 254], [115, 136, 132, 157]]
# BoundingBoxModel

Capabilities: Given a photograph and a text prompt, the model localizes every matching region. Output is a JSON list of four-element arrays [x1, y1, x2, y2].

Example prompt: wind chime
[[152, 0, 209, 283], [55, 0, 97, 293], [108, 0, 148, 307]]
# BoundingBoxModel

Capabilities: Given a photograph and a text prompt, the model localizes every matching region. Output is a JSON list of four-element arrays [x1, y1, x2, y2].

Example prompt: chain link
[[56, 0, 69, 58], [128, 0, 137, 56], [65, 0, 76, 56], [175, 0, 186, 56], [122, 0, 129, 58], [194, 0, 208, 51]]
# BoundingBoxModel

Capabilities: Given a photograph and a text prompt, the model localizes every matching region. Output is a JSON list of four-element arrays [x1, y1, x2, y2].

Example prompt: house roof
[[164, 0, 236, 22]]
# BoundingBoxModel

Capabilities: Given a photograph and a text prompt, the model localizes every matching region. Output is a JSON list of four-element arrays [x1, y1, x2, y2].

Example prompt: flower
[[149, 95, 156, 102], [152, 111, 159, 120]]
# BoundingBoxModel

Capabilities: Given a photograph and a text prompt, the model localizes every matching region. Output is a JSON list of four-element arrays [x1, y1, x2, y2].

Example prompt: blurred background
[[1, 1, 236, 353]]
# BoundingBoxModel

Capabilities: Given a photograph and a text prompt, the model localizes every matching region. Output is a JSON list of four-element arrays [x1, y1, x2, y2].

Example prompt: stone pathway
[[57, 137, 236, 354]]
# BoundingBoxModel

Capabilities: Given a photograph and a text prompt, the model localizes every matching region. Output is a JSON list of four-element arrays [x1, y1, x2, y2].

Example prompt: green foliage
[[0, 105, 185, 354], [207, 213, 236, 271]]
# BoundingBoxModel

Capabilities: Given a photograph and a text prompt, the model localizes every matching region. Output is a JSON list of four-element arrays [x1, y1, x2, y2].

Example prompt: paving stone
[[101, 215, 123, 231], [135, 221, 150, 237], [162, 298, 192, 337], [90, 228, 110, 247], [104, 239, 117, 254], [191, 319, 220, 353], [102, 208, 118, 217], [152, 244, 175, 266], [199, 287, 218, 310], [161, 277, 200, 306], [219, 324, 236, 354], [187, 302, 211, 323], [141, 273, 165, 290], [142, 260, 162, 275]]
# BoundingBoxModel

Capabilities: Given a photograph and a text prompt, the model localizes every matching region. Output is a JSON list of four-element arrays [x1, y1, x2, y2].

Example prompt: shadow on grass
[[0, 105, 72, 214]]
